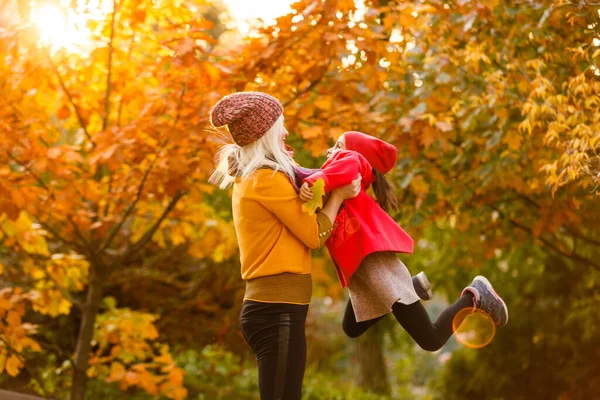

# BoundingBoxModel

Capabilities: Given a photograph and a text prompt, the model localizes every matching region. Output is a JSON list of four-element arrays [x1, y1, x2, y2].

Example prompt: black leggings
[[239, 300, 308, 400], [342, 293, 475, 351]]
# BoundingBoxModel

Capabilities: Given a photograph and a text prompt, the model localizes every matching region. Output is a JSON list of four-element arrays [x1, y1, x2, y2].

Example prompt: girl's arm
[[303, 151, 372, 192]]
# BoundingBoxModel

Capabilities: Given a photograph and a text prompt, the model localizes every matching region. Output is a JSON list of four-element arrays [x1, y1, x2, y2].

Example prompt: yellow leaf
[[0, 351, 6, 374], [301, 125, 323, 139], [0, 263, 3, 275], [108, 361, 126, 382], [410, 176, 429, 195], [314, 97, 332, 110], [297, 104, 315, 120], [27, 339, 41, 352], [419, 126, 437, 148], [503, 130, 522, 150], [168, 367, 185, 386], [5, 355, 23, 377], [301, 178, 326, 216], [6, 310, 21, 328]]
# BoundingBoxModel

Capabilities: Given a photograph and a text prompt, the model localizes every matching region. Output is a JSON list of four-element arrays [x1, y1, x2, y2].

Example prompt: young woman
[[209, 92, 361, 400], [299, 131, 508, 351]]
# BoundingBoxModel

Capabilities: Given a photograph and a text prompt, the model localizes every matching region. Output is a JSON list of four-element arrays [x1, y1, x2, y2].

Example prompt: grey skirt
[[348, 252, 420, 322]]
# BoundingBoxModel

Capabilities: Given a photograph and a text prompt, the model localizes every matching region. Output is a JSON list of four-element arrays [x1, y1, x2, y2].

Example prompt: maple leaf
[[301, 178, 325, 215]]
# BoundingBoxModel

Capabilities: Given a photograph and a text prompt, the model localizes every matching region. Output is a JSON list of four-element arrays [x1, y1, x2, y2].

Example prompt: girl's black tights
[[342, 293, 475, 351]]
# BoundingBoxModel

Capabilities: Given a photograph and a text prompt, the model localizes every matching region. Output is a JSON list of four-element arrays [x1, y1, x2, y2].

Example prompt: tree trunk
[[70, 276, 103, 400], [355, 323, 390, 395]]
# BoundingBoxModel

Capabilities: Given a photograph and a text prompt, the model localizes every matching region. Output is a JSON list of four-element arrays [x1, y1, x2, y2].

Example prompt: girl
[[299, 131, 508, 350], [209, 91, 361, 400]]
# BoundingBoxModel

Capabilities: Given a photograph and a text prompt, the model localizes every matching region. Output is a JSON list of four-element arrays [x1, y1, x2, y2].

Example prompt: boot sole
[[473, 275, 508, 326], [416, 271, 433, 300]]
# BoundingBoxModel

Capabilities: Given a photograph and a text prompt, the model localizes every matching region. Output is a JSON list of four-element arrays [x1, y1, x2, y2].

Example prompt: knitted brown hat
[[210, 92, 284, 146]]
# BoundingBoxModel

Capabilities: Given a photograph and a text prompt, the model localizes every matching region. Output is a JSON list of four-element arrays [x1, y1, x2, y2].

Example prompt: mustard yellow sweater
[[233, 169, 324, 281]]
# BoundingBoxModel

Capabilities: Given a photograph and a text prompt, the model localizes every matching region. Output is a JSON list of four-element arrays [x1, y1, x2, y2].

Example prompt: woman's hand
[[299, 182, 314, 202], [319, 175, 362, 225], [333, 174, 362, 200]]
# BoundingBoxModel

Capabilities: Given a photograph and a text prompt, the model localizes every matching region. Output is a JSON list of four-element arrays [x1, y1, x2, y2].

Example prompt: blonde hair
[[210, 116, 296, 188]]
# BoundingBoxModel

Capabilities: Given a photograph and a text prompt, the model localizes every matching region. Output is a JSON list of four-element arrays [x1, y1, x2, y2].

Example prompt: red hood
[[344, 131, 398, 174]]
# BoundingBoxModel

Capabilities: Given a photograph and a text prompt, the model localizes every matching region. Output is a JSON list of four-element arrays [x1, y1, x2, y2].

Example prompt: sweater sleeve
[[316, 211, 334, 247], [252, 170, 321, 250], [303, 151, 372, 192]]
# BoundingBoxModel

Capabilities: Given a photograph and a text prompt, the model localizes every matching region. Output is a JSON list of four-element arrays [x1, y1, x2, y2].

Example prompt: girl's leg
[[240, 301, 309, 400], [342, 299, 386, 338], [391, 293, 474, 352]]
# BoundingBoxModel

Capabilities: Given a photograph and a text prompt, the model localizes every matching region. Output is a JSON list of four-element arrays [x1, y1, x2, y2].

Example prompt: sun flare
[[222, 0, 296, 33], [29, 0, 112, 53]]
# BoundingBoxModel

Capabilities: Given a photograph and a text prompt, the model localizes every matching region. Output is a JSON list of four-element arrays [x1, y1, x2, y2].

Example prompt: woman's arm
[[255, 171, 360, 249]]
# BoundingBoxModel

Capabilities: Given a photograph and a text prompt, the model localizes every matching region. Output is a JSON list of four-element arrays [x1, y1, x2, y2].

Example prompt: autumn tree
[[0, 0, 237, 398]]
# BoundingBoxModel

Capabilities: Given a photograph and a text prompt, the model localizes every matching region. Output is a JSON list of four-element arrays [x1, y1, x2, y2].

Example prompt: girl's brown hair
[[372, 169, 398, 213]]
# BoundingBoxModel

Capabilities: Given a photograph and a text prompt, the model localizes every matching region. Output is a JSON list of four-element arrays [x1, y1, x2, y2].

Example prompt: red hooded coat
[[303, 132, 414, 287]]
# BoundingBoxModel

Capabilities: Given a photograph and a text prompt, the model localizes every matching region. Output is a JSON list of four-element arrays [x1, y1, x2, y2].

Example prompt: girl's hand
[[299, 182, 314, 202]]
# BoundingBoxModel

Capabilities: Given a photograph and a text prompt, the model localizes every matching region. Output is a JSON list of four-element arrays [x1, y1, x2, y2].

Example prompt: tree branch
[[100, 138, 170, 252], [173, 82, 188, 126], [46, 53, 95, 147], [6, 152, 54, 197], [101, 159, 158, 251], [117, 29, 137, 127], [567, 228, 600, 247], [37, 221, 81, 253], [510, 190, 600, 247], [123, 190, 186, 260], [67, 216, 90, 249], [493, 206, 600, 271], [283, 59, 332, 108], [35, 336, 75, 369], [103, 0, 118, 131]]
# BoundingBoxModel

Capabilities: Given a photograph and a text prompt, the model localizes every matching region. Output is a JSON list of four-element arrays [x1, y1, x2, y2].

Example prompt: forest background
[[0, 0, 599, 399]]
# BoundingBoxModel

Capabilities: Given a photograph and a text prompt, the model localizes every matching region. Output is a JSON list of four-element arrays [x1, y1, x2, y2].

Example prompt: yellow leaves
[[463, 43, 492, 73], [5, 355, 23, 377], [314, 97, 333, 110], [297, 104, 315, 120], [584, 95, 600, 109], [327, 126, 345, 140], [301, 125, 323, 139], [6, 311, 21, 328], [301, 178, 326, 215], [0, 352, 6, 375], [410, 175, 429, 196], [31, 289, 72, 317], [1, 211, 49, 256], [518, 118, 533, 135], [91, 305, 187, 400], [419, 125, 437, 148], [503, 130, 522, 151], [0, 288, 40, 377], [108, 361, 126, 382], [23, 253, 89, 316], [526, 59, 546, 71]]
